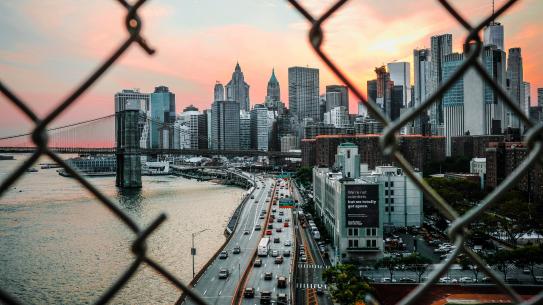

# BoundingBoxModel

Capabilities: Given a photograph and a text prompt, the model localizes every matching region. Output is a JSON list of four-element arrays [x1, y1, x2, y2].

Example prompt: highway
[[183, 175, 274, 305], [240, 179, 295, 305], [291, 182, 333, 305]]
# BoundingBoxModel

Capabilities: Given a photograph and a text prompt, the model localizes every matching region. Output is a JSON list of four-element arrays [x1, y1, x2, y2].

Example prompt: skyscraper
[[442, 53, 465, 155], [266, 68, 280, 102], [150, 86, 176, 149], [538, 88, 543, 107], [288, 66, 320, 122], [430, 34, 453, 135], [523, 82, 531, 115], [240, 110, 251, 150], [413, 48, 432, 133], [506, 48, 523, 128], [483, 22, 504, 51], [325, 85, 349, 113], [226, 62, 250, 111], [251, 104, 269, 151], [374, 66, 394, 120], [211, 100, 240, 150], [114, 89, 150, 149], [214, 81, 224, 101], [387, 62, 411, 107]]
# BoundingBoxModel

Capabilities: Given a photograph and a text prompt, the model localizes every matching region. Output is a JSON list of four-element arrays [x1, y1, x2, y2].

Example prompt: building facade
[[288, 66, 320, 122], [251, 104, 269, 151], [211, 100, 240, 150], [387, 62, 410, 107], [240, 110, 251, 150], [150, 86, 176, 149], [226, 62, 250, 112], [506, 48, 524, 129], [429, 34, 453, 135]]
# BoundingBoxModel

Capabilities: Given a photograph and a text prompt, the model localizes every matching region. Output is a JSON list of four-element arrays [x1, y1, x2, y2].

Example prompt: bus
[[258, 237, 270, 256]]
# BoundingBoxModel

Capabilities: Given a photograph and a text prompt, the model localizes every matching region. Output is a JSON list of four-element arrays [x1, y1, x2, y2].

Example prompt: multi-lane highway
[[240, 178, 295, 305], [183, 176, 275, 305]]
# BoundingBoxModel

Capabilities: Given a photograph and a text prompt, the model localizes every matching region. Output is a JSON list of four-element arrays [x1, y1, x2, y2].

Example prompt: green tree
[[493, 197, 533, 247], [458, 255, 482, 282], [322, 264, 372, 305], [487, 249, 513, 281], [295, 166, 313, 186], [512, 245, 543, 283], [401, 252, 432, 282], [374, 256, 400, 281]]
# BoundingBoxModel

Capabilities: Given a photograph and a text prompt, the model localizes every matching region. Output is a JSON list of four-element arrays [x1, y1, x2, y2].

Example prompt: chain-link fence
[[1, 0, 542, 304]]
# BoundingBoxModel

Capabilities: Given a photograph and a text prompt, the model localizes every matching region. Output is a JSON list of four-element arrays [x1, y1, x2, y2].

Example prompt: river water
[[0, 154, 244, 305]]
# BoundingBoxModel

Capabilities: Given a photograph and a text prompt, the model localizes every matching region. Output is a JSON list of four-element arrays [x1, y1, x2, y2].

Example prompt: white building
[[470, 157, 486, 189], [280, 135, 298, 152], [250, 104, 269, 151], [387, 62, 411, 107], [323, 106, 350, 128], [360, 165, 423, 229]]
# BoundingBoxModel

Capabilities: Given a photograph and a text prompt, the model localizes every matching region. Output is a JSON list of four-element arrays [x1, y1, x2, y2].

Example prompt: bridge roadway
[[183, 176, 275, 305], [241, 179, 294, 305]]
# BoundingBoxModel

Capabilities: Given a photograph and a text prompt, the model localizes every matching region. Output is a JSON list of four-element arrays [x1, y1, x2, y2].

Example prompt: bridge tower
[[115, 101, 142, 188]]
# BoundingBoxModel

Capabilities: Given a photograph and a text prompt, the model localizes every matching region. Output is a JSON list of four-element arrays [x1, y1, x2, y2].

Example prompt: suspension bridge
[[0, 110, 300, 188]]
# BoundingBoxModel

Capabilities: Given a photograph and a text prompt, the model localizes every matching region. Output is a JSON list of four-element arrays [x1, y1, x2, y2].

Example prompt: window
[[366, 240, 371, 248], [390, 206, 395, 212], [366, 228, 377, 236], [385, 206, 388, 212], [349, 239, 353, 248], [347, 150, 351, 158], [385, 197, 388, 204], [371, 240, 377, 247], [390, 198, 394, 204], [390, 190, 394, 196], [352, 228, 358, 236], [354, 240, 359, 248], [390, 182, 394, 187], [385, 190, 388, 195], [384, 182, 388, 187]]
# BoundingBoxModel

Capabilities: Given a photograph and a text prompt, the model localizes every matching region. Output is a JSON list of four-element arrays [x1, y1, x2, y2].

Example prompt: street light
[[192, 228, 209, 279]]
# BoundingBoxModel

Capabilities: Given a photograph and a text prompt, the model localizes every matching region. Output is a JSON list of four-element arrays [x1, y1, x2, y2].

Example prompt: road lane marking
[[218, 290, 222, 295], [203, 289, 207, 295]]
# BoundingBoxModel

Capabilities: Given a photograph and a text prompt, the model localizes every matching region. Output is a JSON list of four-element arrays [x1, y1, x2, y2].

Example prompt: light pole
[[192, 228, 209, 279]]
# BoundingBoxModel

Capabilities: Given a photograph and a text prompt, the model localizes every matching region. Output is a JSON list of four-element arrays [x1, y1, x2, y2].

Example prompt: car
[[261, 209, 267, 213], [277, 218, 283, 223], [277, 293, 288, 305], [259, 215, 265, 219], [275, 256, 284, 264], [523, 268, 531, 274], [244, 287, 255, 298], [274, 237, 280, 243], [260, 291, 272, 305], [399, 277, 416, 283], [264, 272, 273, 280], [243, 230, 250, 235], [300, 245, 305, 251], [283, 222, 289, 227], [219, 251, 228, 259], [233, 246, 241, 254], [459, 277, 474, 283], [284, 218, 290, 222], [300, 255, 307, 262], [299, 250, 305, 256], [268, 224, 273, 229], [380, 277, 396, 283], [283, 250, 291, 257], [284, 240, 291, 247], [279, 211, 284, 216], [272, 208, 277, 213], [218, 268, 229, 279], [277, 276, 287, 288], [254, 259, 262, 267], [271, 250, 279, 257], [266, 230, 273, 235], [316, 286, 324, 295], [276, 227, 282, 233]]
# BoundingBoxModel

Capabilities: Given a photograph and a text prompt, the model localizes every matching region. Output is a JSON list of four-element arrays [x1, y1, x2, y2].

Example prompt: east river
[[0, 155, 245, 304]]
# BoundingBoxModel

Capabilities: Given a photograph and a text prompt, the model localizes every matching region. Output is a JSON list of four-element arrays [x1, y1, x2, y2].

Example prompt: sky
[[0, 0, 542, 137]]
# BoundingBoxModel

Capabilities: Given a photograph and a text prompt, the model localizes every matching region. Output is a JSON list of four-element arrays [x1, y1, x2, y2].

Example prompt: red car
[[266, 230, 272, 235], [283, 222, 289, 227]]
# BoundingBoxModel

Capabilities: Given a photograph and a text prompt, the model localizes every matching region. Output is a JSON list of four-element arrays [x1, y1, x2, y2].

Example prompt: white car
[[439, 277, 452, 283], [459, 277, 474, 283]]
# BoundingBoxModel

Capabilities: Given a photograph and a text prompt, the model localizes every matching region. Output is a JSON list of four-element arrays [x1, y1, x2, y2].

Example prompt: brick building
[[306, 134, 445, 171], [301, 139, 316, 167], [451, 135, 505, 159]]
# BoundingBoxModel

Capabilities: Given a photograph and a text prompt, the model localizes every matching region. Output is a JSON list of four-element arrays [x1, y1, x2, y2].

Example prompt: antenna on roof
[[490, 0, 496, 24]]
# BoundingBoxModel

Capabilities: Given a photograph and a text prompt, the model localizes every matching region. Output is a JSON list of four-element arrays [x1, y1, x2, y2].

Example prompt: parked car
[[264, 272, 273, 280], [218, 268, 229, 279], [268, 224, 273, 229], [219, 251, 228, 259], [399, 277, 415, 283], [244, 287, 255, 298], [459, 277, 474, 283], [254, 259, 262, 267]]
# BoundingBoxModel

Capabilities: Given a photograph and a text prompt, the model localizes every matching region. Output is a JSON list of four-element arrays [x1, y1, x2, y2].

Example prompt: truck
[[258, 237, 270, 256]]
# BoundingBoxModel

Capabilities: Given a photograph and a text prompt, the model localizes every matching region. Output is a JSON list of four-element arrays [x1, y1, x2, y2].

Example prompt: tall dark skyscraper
[[226, 62, 250, 111], [288, 66, 320, 122], [150, 86, 176, 149], [538, 88, 543, 107], [430, 34, 453, 135], [507, 47, 523, 129]]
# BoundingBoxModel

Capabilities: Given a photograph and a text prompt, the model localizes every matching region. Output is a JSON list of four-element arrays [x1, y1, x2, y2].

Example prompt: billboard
[[345, 184, 379, 227]]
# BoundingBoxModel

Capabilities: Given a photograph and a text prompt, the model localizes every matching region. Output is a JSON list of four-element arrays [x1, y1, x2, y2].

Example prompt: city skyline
[[1, 0, 542, 137]]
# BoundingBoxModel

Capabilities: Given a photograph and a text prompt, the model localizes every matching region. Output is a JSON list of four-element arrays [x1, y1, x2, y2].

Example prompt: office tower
[[214, 81, 224, 102], [387, 62, 410, 107], [240, 110, 251, 150], [150, 86, 176, 149], [506, 48, 523, 128], [325, 85, 349, 113], [367, 80, 377, 103], [483, 17, 504, 51], [114, 89, 150, 149], [178, 108, 208, 149], [442, 53, 465, 156], [371, 66, 394, 119], [390, 85, 403, 121], [204, 109, 212, 149], [538, 88, 543, 107], [288, 66, 320, 122], [251, 104, 269, 151], [429, 34, 453, 135], [266, 68, 280, 102], [226, 62, 250, 111], [211, 100, 240, 150], [323, 106, 350, 128], [413, 49, 432, 133], [523, 82, 531, 115]]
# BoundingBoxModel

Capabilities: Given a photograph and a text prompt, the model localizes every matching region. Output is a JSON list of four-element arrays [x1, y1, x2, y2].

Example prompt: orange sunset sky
[[0, 0, 542, 137]]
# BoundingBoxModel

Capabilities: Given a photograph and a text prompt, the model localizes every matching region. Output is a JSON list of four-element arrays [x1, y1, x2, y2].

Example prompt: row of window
[[347, 228, 377, 236], [348, 239, 377, 248]]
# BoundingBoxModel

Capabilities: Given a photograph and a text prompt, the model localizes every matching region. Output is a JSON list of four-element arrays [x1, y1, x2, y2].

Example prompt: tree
[[322, 264, 372, 305], [458, 255, 482, 282], [512, 245, 543, 283], [493, 196, 533, 247], [401, 252, 432, 282], [295, 166, 313, 186], [487, 249, 513, 281], [374, 256, 400, 280]]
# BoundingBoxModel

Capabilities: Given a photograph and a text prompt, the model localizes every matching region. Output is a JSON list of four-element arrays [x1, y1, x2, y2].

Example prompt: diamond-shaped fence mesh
[[1, 0, 542, 304]]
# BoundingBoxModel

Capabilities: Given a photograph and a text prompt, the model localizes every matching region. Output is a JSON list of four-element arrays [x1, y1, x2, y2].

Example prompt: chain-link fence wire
[[1, 0, 542, 304], [287, 0, 543, 304]]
